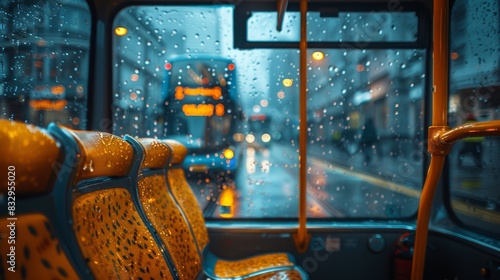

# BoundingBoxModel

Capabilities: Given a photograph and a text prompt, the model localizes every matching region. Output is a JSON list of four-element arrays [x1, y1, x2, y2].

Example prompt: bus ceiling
[[233, 0, 430, 49]]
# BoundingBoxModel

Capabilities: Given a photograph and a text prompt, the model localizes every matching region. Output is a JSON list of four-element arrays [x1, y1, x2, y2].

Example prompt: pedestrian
[[360, 118, 378, 164]]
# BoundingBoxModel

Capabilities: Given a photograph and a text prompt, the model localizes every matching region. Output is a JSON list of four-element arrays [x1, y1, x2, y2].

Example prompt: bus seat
[[52, 126, 174, 280], [162, 139, 309, 279], [161, 139, 210, 251], [132, 137, 202, 280], [0, 120, 80, 280], [0, 214, 81, 280], [0, 119, 60, 195]]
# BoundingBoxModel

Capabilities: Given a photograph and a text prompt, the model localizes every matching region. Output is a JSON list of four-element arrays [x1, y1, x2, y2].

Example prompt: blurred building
[[0, 0, 90, 128]]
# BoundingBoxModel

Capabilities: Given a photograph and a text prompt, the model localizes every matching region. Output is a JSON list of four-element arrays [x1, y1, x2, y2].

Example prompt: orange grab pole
[[438, 121, 500, 144], [412, 122, 500, 280], [412, 1, 500, 279], [411, 155, 445, 280], [293, 0, 311, 253], [411, 0, 449, 279]]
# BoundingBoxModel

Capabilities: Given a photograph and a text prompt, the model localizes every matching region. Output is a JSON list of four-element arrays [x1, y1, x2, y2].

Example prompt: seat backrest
[[0, 120, 80, 280], [0, 119, 60, 195], [134, 138, 202, 280], [162, 139, 210, 253], [53, 126, 175, 280]]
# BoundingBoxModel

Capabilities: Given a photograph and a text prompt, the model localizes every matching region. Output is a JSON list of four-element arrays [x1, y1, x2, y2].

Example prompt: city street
[[188, 141, 424, 219]]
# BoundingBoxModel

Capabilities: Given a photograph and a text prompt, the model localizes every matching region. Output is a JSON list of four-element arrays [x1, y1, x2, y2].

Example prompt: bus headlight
[[261, 133, 271, 143], [246, 134, 255, 143], [223, 148, 235, 160]]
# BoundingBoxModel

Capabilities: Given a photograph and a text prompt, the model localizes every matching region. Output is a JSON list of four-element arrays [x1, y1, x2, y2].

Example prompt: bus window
[[112, 5, 427, 219], [0, 0, 90, 129], [448, 0, 500, 237]]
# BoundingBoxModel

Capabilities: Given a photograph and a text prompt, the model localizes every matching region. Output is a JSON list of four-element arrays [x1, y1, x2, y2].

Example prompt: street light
[[312, 51, 324, 61], [114, 27, 128, 36]]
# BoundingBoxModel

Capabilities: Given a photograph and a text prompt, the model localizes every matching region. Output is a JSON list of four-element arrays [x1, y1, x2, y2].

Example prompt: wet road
[[187, 142, 423, 219]]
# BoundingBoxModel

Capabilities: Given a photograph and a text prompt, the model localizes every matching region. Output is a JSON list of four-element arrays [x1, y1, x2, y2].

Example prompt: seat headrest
[[137, 138, 171, 169], [162, 139, 188, 165], [0, 120, 60, 194], [60, 127, 134, 181]]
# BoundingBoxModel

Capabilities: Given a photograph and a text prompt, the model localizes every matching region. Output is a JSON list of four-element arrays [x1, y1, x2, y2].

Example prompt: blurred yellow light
[[233, 133, 245, 142], [219, 188, 234, 218], [282, 79, 293, 87], [29, 100, 67, 111], [115, 27, 128, 36], [246, 134, 255, 144], [182, 104, 214, 116], [312, 51, 324, 60], [223, 148, 234, 160], [215, 104, 225, 116], [51, 85, 65, 95], [261, 133, 271, 143]]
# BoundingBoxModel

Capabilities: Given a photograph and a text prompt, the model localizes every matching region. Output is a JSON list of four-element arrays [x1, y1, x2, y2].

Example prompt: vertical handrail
[[412, 1, 500, 279], [293, 0, 311, 253], [411, 0, 449, 279], [431, 0, 450, 127]]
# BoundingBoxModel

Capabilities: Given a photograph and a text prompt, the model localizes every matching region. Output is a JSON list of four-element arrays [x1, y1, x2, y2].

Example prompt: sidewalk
[[308, 144, 424, 189]]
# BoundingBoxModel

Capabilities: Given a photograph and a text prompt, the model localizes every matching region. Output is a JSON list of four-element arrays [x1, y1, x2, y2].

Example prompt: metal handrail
[[293, 0, 311, 253], [411, 0, 500, 279]]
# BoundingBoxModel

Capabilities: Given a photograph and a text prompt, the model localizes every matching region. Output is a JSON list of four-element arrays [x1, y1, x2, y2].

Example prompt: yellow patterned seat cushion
[[212, 252, 295, 278], [72, 188, 173, 279], [138, 174, 202, 280], [0, 214, 79, 280], [167, 168, 210, 252]]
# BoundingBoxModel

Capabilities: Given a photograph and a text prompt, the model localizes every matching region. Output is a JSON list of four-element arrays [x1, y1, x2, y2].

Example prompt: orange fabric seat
[[0, 120, 307, 279], [0, 120, 81, 280], [162, 139, 309, 279], [50, 126, 175, 279], [131, 138, 202, 280]]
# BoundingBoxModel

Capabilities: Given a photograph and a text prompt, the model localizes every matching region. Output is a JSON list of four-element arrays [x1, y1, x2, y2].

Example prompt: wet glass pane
[[0, 0, 91, 128], [449, 0, 500, 237], [247, 11, 418, 42], [112, 6, 425, 219], [306, 49, 425, 218]]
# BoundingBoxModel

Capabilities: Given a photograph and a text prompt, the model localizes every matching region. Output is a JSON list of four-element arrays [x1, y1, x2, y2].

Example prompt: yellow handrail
[[438, 121, 500, 144], [293, 0, 311, 253], [411, 1, 500, 279]]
